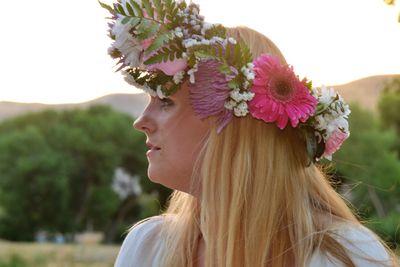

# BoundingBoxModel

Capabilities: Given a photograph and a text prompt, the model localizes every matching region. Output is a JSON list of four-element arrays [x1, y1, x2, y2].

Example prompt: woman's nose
[[133, 114, 155, 134]]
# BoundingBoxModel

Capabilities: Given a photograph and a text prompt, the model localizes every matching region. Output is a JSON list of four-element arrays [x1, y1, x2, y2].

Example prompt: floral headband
[[100, 0, 351, 162]]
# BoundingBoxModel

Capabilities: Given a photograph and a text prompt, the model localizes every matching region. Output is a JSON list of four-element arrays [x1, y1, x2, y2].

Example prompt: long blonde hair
[[153, 27, 398, 267]]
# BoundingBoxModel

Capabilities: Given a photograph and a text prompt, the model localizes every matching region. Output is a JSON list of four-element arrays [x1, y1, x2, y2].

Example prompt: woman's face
[[133, 84, 210, 195]]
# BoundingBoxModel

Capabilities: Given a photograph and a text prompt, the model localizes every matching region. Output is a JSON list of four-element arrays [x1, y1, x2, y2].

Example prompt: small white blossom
[[187, 64, 198, 84], [173, 71, 185, 84], [201, 22, 213, 34], [224, 99, 237, 110], [319, 85, 337, 106], [244, 91, 255, 101], [156, 85, 166, 99], [243, 80, 250, 89], [230, 89, 242, 102], [211, 36, 224, 43], [246, 72, 255, 81], [233, 102, 249, 116], [193, 25, 201, 31], [228, 37, 237, 45]]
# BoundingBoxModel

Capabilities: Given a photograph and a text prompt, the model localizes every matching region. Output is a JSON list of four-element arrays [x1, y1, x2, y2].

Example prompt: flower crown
[[100, 0, 351, 162]]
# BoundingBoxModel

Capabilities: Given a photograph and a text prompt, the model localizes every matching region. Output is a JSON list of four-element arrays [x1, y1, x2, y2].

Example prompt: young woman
[[101, 1, 399, 266]]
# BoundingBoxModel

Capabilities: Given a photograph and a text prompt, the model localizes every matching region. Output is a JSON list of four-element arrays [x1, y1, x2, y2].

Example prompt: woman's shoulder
[[114, 216, 164, 267], [309, 222, 392, 267]]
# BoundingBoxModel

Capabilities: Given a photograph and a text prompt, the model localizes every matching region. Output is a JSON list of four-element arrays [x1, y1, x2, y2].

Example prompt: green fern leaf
[[129, 17, 141, 27], [142, 0, 154, 19], [121, 17, 131, 24], [153, 0, 165, 21], [129, 0, 143, 17], [115, 3, 127, 16], [137, 20, 159, 40], [125, 2, 135, 16], [145, 31, 173, 53], [98, 0, 114, 14]]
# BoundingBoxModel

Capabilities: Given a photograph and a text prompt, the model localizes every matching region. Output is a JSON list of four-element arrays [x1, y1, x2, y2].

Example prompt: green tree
[[334, 105, 400, 245], [0, 106, 170, 242], [378, 78, 400, 157]]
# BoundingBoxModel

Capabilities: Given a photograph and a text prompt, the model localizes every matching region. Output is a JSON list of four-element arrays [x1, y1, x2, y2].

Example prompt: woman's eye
[[159, 98, 174, 108]]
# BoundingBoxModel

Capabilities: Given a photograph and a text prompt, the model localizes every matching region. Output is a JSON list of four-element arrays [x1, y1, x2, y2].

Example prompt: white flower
[[228, 37, 237, 45], [193, 25, 201, 31], [230, 89, 242, 102], [224, 99, 236, 110], [211, 36, 224, 43], [233, 102, 249, 116], [183, 38, 198, 48], [319, 85, 337, 106], [201, 22, 213, 34], [244, 91, 255, 101], [111, 18, 142, 67], [246, 72, 255, 81], [173, 71, 185, 84], [156, 86, 166, 99], [327, 117, 349, 135], [142, 84, 157, 97], [187, 65, 198, 84], [314, 114, 328, 132]]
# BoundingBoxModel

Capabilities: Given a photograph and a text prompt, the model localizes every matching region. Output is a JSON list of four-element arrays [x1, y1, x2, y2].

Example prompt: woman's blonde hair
[[152, 26, 398, 267]]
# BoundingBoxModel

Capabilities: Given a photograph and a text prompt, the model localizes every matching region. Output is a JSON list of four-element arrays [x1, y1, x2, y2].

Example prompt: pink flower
[[249, 54, 317, 129], [323, 130, 349, 159], [189, 59, 233, 133]]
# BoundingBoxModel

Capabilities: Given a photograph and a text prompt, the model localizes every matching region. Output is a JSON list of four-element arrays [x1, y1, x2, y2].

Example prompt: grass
[[0, 240, 119, 267]]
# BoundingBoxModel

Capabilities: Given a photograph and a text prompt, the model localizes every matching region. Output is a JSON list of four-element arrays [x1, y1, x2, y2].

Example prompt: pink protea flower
[[189, 59, 233, 133], [249, 54, 317, 129]]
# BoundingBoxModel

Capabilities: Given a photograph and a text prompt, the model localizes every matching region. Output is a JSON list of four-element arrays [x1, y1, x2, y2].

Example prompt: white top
[[114, 216, 392, 267]]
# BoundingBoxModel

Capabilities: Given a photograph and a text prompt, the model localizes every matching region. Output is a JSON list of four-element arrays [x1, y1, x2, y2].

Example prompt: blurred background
[[0, 0, 399, 266]]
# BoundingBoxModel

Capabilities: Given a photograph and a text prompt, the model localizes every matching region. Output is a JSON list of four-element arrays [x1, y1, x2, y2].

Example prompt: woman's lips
[[146, 142, 161, 157]]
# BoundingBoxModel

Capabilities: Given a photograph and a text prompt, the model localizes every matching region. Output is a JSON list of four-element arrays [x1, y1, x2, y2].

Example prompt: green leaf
[[129, 17, 141, 27], [98, 0, 114, 14], [125, 2, 135, 16], [142, 0, 154, 18], [137, 21, 160, 40], [144, 52, 167, 65], [225, 43, 231, 61], [121, 17, 131, 25], [130, 0, 143, 17], [219, 63, 231, 75], [145, 32, 173, 53], [153, 0, 165, 22], [228, 79, 240, 89], [144, 44, 183, 65], [115, 4, 127, 16]]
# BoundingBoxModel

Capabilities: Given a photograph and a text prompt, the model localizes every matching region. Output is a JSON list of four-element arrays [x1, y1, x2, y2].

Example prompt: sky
[[0, 0, 399, 104]]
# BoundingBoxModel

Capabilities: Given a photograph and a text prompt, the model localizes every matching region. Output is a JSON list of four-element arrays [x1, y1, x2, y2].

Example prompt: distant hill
[[333, 74, 400, 111], [0, 93, 148, 121], [0, 74, 399, 121]]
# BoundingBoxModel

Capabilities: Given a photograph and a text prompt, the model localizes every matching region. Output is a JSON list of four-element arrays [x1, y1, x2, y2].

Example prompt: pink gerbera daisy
[[249, 54, 317, 129]]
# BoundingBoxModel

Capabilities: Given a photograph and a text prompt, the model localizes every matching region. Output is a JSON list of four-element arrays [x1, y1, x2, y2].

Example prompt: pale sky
[[0, 0, 399, 104]]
